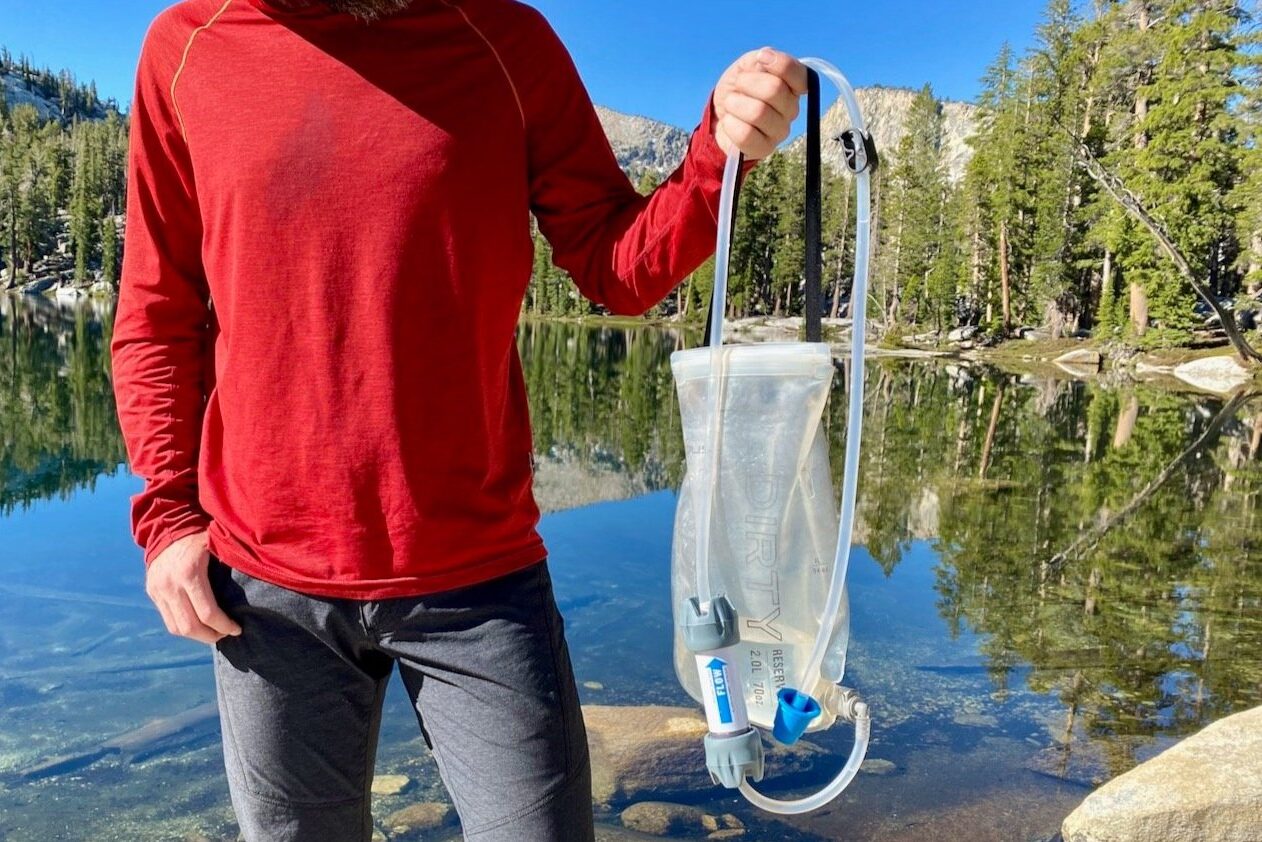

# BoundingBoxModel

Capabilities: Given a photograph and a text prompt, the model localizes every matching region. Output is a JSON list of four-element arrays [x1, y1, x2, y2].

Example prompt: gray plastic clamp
[[680, 595, 740, 653], [704, 728, 765, 789]]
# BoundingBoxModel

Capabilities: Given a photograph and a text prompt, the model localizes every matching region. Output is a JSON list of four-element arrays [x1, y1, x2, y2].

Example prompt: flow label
[[695, 650, 749, 734], [707, 658, 734, 725]]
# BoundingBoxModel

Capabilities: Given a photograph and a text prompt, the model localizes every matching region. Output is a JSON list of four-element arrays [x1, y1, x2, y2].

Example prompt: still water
[[1, 293, 1260, 841]]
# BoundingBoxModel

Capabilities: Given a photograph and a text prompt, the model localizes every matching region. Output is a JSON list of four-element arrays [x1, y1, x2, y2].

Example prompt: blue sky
[[1, 0, 1053, 128]]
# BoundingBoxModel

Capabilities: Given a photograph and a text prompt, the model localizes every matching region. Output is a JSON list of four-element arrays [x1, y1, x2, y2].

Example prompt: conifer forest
[[3, 2, 1260, 351]]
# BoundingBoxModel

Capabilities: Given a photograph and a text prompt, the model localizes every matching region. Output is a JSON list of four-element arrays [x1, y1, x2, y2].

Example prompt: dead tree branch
[[1056, 121, 1262, 364]]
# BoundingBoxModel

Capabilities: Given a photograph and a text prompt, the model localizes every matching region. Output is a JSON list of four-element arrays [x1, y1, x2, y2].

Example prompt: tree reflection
[[6, 298, 1260, 776], [0, 295, 126, 514]]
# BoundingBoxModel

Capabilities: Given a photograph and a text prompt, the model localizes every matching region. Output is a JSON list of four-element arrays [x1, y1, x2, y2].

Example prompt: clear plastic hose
[[739, 702, 871, 814], [701, 56, 873, 815], [693, 151, 746, 611]]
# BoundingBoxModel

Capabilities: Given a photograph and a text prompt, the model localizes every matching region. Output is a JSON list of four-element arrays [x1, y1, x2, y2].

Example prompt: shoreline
[[12, 289, 1260, 393]]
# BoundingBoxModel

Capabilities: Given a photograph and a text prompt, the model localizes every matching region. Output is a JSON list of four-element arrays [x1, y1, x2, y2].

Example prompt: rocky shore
[[0, 211, 121, 300], [355, 702, 1262, 842], [725, 315, 1262, 396], [8, 283, 1260, 396]]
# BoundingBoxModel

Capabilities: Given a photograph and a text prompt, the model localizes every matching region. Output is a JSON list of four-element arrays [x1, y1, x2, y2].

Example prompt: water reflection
[[0, 294, 126, 514], [849, 363, 1262, 788], [1, 295, 1260, 841]]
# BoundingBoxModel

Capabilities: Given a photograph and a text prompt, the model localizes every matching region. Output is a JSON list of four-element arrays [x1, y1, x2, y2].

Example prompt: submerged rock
[[383, 801, 457, 837], [1027, 743, 1111, 789], [620, 801, 742, 836], [953, 711, 999, 729], [1061, 705, 1262, 842], [1171, 356, 1252, 395], [860, 758, 898, 776], [595, 825, 680, 841], [583, 704, 822, 806], [370, 773, 412, 796]]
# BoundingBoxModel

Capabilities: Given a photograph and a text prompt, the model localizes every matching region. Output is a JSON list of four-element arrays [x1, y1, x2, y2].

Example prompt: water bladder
[[669, 58, 877, 815]]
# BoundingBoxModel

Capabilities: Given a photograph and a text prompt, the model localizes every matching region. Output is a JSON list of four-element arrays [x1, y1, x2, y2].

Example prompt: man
[[111, 0, 806, 839]]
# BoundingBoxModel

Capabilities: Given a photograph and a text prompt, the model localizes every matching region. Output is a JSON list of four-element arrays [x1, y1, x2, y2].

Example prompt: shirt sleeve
[[109, 19, 213, 567], [519, 11, 757, 316]]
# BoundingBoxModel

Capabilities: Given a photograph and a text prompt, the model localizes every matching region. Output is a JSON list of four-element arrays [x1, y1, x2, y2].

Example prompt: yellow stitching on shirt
[[439, 0, 526, 129], [170, 0, 235, 142]]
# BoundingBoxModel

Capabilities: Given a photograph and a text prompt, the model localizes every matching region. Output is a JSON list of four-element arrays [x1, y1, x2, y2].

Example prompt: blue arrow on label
[[706, 658, 733, 725]]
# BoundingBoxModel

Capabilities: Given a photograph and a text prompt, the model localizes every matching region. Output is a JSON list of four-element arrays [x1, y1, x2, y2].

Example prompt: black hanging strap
[[702, 69, 825, 346], [804, 68, 823, 343]]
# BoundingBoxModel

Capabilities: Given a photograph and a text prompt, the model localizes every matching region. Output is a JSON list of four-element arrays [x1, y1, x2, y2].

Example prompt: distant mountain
[[595, 105, 690, 181], [1, 65, 112, 123], [596, 88, 980, 186], [791, 86, 979, 182], [2, 55, 977, 185]]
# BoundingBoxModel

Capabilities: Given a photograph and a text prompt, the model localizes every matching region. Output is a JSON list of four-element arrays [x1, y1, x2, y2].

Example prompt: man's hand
[[146, 531, 242, 644], [713, 47, 810, 161]]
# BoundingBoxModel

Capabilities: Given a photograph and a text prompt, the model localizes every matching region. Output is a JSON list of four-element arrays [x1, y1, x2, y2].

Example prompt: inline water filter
[[670, 57, 877, 815]]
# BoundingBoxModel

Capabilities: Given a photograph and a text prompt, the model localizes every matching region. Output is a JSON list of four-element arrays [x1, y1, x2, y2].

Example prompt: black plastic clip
[[837, 128, 879, 175]]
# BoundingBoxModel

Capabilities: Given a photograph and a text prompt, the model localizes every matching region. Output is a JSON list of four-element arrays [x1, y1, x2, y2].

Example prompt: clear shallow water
[[2, 294, 1260, 841]]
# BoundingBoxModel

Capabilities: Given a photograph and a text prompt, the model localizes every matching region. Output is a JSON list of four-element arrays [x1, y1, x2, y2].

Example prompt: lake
[[2, 293, 1260, 841]]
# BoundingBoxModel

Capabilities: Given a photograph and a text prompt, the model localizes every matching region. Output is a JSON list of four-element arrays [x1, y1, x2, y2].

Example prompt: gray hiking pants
[[207, 554, 595, 842]]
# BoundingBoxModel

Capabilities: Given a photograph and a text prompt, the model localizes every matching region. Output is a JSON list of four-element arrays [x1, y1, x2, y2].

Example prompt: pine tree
[[964, 43, 1027, 333], [69, 122, 99, 283], [1103, 0, 1247, 342], [771, 152, 806, 316], [1025, 0, 1099, 336], [729, 153, 785, 317], [880, 84, 948, 326], [100, 208, 118, 286]]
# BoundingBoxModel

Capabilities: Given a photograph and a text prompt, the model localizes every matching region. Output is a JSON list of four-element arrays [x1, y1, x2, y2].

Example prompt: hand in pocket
[[145, 532, 243, 644]]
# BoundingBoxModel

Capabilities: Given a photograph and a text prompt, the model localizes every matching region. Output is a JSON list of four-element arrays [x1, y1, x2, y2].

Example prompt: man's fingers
[[735, 47, 770, 73], [187, 574, 242, 638], [151, 592, 180, 637], [723, 92, 791, 141], [719, 113, 775, 159], [755, 48, 809, 96], [168, 589, 225, 644], [733, 71, 800, 123]]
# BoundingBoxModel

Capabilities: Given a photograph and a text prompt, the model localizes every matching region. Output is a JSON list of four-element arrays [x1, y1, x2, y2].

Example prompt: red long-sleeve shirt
[[111, 0, 750, 598]]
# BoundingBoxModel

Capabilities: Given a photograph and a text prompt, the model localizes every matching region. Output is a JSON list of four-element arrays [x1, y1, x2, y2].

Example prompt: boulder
[[1054, 349, 1103, 369], [20, 277, 57, 295], [1061, 705, 1262, 842], [1171, 356, 1252, 395], [582, 704, 822, 806], [948, 325, 979, 343]]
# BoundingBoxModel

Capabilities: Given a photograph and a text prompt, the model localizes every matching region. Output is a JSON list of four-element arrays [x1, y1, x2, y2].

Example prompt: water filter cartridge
[[694, 648, 749, 735]]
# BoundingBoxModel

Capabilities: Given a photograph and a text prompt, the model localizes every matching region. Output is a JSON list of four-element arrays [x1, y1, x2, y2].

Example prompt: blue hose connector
[[772, 687, 821, 745]]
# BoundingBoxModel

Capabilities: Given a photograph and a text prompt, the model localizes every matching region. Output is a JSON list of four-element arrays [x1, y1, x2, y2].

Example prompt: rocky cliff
[[594, 105, 691, 181], [791, 85, 979, 182]]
